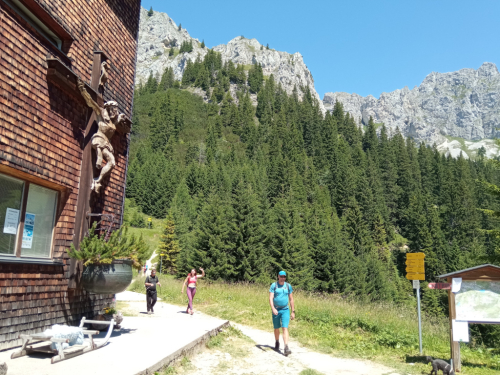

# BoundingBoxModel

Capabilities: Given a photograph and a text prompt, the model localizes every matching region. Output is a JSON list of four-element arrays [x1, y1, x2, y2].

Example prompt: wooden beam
[[46, 58, 99, 103], [15, 182, 30, 257], [447, 276, 461, 372], [17, 0, 73, 43], [0, 163, 70, 192]]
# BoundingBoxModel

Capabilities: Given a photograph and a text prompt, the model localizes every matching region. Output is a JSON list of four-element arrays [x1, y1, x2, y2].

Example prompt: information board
[[455, 280, 500, 323]]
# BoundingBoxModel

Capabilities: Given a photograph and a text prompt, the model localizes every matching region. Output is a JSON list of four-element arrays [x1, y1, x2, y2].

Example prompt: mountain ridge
[[135, 8, 324, 111], [136, 7, 500, 158], [323, 62, 500, 158]]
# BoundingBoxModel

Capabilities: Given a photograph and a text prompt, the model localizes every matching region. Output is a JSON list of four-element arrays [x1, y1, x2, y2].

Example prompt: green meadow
[[128, 275, 500, 375]]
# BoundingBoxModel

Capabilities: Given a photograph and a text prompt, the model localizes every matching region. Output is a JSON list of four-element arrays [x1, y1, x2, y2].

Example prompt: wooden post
[[447, 276, 461, 372], [68, 51, 106, 288]]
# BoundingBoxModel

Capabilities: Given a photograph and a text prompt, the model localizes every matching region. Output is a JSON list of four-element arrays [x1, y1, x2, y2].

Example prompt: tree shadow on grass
[[405, 355, 431, 364]]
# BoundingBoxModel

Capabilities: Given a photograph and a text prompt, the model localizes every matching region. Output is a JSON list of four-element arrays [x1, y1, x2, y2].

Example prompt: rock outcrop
[[135, 8, 324, 110], [323, 63, 500, 147]]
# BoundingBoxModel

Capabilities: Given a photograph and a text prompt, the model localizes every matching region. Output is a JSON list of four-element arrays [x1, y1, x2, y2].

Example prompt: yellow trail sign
[[406, 259, 424, 266], [406, 273, 425, 280], [406, 266, 425, 273], [407, 253, 425, 259]]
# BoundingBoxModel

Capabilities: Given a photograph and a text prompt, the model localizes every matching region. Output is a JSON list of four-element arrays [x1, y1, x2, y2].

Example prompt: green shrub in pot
[[66, 222, 150, 269]]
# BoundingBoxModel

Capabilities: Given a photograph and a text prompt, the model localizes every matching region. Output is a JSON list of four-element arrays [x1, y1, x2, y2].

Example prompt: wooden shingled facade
[[0, 0, 141, 350]]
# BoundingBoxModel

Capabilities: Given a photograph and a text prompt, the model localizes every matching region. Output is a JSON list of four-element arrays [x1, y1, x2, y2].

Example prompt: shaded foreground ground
[[128, 276, 500, 375], [0, 296, 226, 375]]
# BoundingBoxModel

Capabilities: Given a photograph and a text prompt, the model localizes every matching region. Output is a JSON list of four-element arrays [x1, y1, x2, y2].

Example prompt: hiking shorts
[[272, 308, 290, 329]]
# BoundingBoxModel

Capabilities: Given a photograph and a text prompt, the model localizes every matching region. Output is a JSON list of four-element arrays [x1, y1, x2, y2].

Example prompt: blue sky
[[144, 0, 499, 99]]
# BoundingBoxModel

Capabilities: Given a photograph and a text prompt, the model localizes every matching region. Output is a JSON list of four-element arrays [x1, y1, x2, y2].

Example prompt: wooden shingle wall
[[0, 0, 141, 350]]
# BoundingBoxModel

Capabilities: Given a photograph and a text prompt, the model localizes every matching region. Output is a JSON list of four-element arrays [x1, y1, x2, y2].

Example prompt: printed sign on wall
[[3, 208, 20, 235], [22, 213, 35, 249]]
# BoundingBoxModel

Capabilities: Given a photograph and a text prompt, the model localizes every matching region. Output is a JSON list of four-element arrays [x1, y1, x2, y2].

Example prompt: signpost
[[406, 253, 425, 354], [428, 283, 451, 290]]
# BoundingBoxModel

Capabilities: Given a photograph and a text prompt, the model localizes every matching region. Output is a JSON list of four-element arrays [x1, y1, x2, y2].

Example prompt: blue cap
[[279, 271, 287, 276]]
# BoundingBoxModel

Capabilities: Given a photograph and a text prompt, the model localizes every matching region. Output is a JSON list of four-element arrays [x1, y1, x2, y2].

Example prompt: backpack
[[271, 282, 290, 294]]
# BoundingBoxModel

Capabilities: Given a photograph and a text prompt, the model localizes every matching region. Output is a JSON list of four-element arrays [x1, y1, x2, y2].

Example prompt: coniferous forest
[[128, 52, 500, 318]]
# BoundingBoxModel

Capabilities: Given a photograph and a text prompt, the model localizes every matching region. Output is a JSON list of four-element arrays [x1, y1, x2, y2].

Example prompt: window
[[0, 173, 58, 258]]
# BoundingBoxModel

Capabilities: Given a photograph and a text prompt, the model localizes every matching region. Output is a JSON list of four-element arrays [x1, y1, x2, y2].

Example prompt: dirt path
[[181, 322, 398, 375], [116, 295, 399, 375]]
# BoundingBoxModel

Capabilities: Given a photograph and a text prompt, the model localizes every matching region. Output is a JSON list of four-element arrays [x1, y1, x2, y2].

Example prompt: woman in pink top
[[181, 268, 204, 315]]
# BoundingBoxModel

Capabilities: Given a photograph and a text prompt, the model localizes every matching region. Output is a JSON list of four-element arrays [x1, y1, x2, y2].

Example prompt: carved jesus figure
[[77, 78, 128, 193]]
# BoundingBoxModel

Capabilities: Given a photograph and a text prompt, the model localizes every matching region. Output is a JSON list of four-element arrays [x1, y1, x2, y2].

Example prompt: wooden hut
[[0, 0, 141, 350]]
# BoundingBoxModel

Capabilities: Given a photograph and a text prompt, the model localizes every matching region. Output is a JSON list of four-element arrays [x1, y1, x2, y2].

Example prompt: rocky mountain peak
[[135, 9, 324, 111], [323, 62, 500, 158]]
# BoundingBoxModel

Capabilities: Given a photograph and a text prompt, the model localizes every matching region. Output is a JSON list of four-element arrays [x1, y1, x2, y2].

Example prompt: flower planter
[[82, 259, 133, 294]]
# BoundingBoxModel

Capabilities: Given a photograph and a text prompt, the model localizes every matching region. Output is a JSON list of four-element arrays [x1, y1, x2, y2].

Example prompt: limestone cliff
[[323, 63, 500, 157], [135, 8, 324, 110]]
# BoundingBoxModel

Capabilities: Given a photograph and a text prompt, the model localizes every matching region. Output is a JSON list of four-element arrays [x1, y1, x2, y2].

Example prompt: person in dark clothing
[[145, 269, 161, 314]]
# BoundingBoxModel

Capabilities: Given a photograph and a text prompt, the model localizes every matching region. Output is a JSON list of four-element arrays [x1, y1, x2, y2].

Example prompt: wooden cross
[[68, 51, 107, 288]]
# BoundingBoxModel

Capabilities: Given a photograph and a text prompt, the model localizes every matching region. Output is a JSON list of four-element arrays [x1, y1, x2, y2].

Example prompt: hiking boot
[[284, 345, 291, 356], [147, 311, 151, 315], [274, 340, 280, 351]]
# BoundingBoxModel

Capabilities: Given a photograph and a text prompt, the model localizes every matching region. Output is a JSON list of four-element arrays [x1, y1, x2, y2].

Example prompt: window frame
[[0, 168, 63, 261], [1, 0, 74, 53]]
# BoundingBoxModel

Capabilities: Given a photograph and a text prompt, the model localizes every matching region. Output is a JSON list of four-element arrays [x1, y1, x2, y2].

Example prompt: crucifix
[[68, 51, 130, 287]]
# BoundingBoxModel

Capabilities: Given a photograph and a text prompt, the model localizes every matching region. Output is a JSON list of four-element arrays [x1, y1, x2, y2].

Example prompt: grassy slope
[[128, 274, 499, 375]]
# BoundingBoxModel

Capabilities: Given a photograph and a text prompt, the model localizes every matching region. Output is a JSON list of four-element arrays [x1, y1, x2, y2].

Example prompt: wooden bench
[[11, 317, 115, 364]]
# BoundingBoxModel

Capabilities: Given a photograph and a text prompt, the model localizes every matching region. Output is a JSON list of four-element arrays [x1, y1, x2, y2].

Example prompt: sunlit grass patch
[[129, 275, 499, 374]]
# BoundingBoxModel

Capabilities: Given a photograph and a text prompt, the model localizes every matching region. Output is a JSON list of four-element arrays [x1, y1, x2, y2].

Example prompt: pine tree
[[231, 180, 266, 281], [194, 65, 210, 91], [158, 212, 181, 274], [247, 63, 264, 93], [362, 116, 378, 154], [148, 6, 153, 17], [143, 72, 158, 94], [159, 67, 175, 91], [178, 23, 182, 31], [201, 40, 205, 48], [194, 191, 236, 280]]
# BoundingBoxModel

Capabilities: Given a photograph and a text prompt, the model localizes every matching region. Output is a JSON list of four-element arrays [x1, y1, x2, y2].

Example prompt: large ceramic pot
[[82, 259, 133, 294]]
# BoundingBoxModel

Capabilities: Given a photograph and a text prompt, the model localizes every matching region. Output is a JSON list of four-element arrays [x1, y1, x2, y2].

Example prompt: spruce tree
[[159, 67, 175, 91], [158, 212, 181, 274], [247, 63, 264, 93], [194, 191, 236, 280], [231, 180, 266, 281]]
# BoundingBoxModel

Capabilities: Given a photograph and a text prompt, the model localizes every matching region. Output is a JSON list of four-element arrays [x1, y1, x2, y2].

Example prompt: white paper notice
[[452, 320, 469, 342], [452, 277, 462, 293], [3, 208, 20, 235], [21, 213, 35, 249]]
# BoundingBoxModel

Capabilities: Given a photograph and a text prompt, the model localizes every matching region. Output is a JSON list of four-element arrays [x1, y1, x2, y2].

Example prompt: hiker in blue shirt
[[269, 270, 295, 356]]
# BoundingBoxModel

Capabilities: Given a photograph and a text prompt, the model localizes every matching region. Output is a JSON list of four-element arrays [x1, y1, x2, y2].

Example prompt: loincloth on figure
[[91, 133, 114, 153]]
